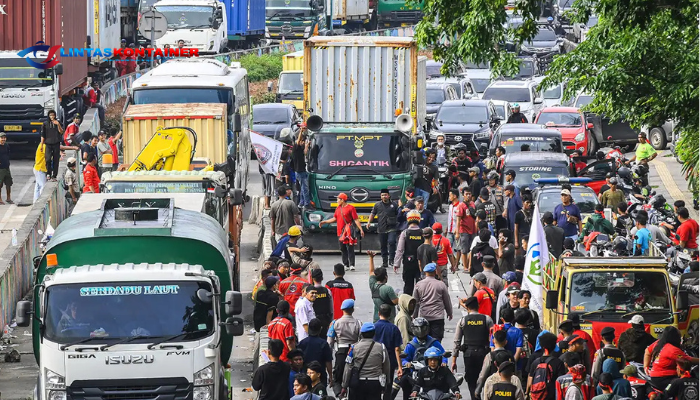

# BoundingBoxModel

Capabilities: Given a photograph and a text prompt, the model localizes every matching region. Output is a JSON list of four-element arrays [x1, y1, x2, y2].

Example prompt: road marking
[[651, 158, 691, 203], [0, 177, 35, 232]]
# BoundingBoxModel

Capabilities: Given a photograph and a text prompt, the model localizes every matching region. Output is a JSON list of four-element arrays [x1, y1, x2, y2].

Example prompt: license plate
[[3, 125, 21, 132], [358, 215, 370, 223], [401, 23, 409, 27]]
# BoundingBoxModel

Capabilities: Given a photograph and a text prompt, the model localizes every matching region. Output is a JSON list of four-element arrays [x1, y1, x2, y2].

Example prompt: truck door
[[578, 159, 615, 194], [558, 274, 568, 327]]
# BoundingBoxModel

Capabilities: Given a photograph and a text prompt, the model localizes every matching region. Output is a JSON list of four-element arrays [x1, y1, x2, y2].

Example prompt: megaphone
[[306, 115, 324, 131], [395, 114, 413, 133]]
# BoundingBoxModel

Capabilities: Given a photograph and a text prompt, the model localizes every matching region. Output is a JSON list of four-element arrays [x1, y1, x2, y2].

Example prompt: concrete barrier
[[0, 160, 69, 330]]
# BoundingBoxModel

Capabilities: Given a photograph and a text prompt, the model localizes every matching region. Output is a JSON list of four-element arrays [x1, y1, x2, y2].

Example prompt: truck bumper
[[0, 119, 45, 142]]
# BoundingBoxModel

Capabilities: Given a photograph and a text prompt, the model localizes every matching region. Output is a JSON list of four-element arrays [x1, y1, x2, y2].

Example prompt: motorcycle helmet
[[424, 347, 443, 359], [411, 317, 430, 339], [632, 164, 649, 178], [617, 166, 631, 181], [453, 143, 467, 153], [653, 195, 667, 210], [613, 237, 630, 255], [487, 171, 500, 181]]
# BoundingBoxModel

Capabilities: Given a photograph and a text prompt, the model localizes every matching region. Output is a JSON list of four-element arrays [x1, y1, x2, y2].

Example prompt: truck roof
[[133, 59, 247, 88], [71, 193, 208, 215], [47, 263, 210, 285], [561, 257, 668, 269], [101, 170, 227, 185]]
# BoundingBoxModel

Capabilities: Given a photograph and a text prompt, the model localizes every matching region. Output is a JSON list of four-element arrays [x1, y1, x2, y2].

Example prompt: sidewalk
[[648, 150, 697, 220]]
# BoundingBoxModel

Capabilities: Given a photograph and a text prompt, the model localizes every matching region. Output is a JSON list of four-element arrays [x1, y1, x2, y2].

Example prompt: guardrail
[[100, 70, 151, 108]]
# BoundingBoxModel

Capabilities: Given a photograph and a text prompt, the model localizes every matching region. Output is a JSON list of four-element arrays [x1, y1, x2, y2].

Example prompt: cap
[[567, 335, 584, 346], [506, 283, 520, 294], [605, 172, 614, 178], [311, 268, 323, 279], [66, 157, 77, 165], [498, 360, 516, 373], [341, 299, 355, 310], [480, 187, 490, 197], [463, 296, 479, 309], [469, 166, 480, 174], [598, 372, 614, 387], [601, 326, 615, 337], [121, 38, 127, 42], [559, 319, 574, 331], [620, 365, 638, 377], [505, 169, 516, 177], [628, 314, 645, 325], [0, 132, 6, 138], [360, 322, 376, 333], [502, 271, 517, 283], [432, 222, 442, 231], [264, 276, 280, 288], [422, 227, 434, 236], [561, 189, 572, 196], [473, 272, 487, 283], [337, 193, 348, 201], [542, 211, 554, 223], [482, 255, 496, 265], [415, 196, 425, 203], [423, 263, 437, 272], [380, 188, 390, 194], [609, 177, 618, 185]]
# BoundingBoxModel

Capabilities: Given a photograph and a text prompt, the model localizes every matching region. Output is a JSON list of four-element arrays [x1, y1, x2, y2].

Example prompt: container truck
[[0, 0, 88, 143], [14, 198, 245, 400], [225, 0, 266, 49], [277, 51, 304, 109], [265, 0, 371, 42], [374, 0, 425, 28], [87, 0, 122, 83], [301, 36, 426, 249], [153, 0, 229, 54]]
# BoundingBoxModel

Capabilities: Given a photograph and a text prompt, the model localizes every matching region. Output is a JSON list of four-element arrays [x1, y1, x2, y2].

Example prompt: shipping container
[[122, 103, 229, 166], [0, 0, 88, 96], [283, 51, 304, 71], [225, 0, 265, 36], [331, 0, 370, 20], [87, 0, 122, 65], [303, 36, 426, 129]]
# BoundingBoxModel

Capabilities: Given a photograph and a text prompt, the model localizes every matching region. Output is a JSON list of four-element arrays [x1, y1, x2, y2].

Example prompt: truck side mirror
[[545, 290, 558, 310], [16, 300, 32, 327], [54, 63, 64, 76], [410, 136, 424, 151], [232, 113, 242, 133], [412, 150, 424, 165], [229, 188, 244, 206], [223, 317, 244, 336], [225, 291, 242, 316], [267, 81, 273, 93], [214, 186, 227, 199], [676, 289, 689, 311]]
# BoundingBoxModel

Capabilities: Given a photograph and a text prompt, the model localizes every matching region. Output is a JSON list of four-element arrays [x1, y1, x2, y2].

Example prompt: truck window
[[132, 88, 233, 114], [266, 0, 313, 17], [44, 281, 215, 343], [0, 59, 54, 88], [569, 271, 672, 321], [308, 133, 408, 174], [279, 72, 303, 94], [155, 5, 216, 29]]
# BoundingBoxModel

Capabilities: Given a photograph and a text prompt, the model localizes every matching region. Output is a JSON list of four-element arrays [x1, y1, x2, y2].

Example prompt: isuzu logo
[[105, 355, 154, 365], [350, 187, 369, 202]]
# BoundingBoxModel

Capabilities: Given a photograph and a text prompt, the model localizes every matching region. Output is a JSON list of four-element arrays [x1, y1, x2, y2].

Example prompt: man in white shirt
[[295, 285, 317, 342]]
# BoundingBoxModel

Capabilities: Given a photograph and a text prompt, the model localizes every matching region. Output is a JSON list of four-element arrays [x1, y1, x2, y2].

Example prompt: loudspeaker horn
[[306, 115, 324, 131], [395, 114, 413, 133]]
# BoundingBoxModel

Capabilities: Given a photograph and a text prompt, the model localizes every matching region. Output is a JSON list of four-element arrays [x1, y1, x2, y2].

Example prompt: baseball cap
[[506, 283, 520, 294], [380, 188, 390, 194], [502, 271, 517, 283], [505, 169, 516, 177], [469, 166, 480, 174], [561, 189, 572, 196], [264, 276, 280, 288], [463, 296, 479, 309], [566, 335, 584, 346], [360, 322, 376, 333], [498, 360, 515, 373], [598, 373, 614, 387], [542, 211, 554, 224], [423, 263, 437, 272], [620, 365, 637, 377], [505, 184, 515, 192], [422, 227, 433, 237], [628, 314, 645, 325], [480, 187, 490, 197], [432, 222, 442, 231], [337, 193, 348, 201], [66, 157, 77, 165], [473, 272, 487, 283], [0, 133, 6, 138], [609, 177, 618, 185], [341, 299, 355, 310]]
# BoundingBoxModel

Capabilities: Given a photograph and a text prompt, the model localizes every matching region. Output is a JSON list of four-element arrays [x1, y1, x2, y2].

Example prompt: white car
[[541, 82, 569, 107], [464, 68, 492, 99], [481, 80, 545, 122]]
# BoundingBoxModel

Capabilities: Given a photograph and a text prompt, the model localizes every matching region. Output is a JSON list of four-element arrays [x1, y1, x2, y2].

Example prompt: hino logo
[[318, 186, 336, 190], [350, 187, 370, 202], [68, 354, 96, 359], [105, 355, 154, 365], [0, 5, 6, 15]]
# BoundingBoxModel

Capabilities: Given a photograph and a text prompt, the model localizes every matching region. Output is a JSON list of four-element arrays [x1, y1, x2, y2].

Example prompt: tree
[[414, 0, 699, 197]]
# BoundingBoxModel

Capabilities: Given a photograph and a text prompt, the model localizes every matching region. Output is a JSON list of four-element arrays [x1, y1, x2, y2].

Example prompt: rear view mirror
[[545, 290, 558, 310], [16, 300, 32, 327], [223, 317, 244, 336], [534, 97, 543, 104], [233, 113, 242, 133], [214, 186, 227, 199], [676, 290, 689, 310], [229, 188, 244, 206], [225, 291, 242, 316], [54, 63, 64, 75]]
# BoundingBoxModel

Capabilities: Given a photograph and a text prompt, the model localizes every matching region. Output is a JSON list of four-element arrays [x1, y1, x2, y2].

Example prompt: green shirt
[[635, 143, 656, 161], [369, 275, 398, 322]]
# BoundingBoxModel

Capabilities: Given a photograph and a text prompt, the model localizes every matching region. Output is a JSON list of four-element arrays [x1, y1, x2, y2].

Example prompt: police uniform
[[328, 304, 362, 396], [491, 381, 518, 400], [342, 323, 391, 400], [453, 306, 494, 399], [591, 328, 626, 382], [399, 225, 424, 295], [312, 284, 333, 337]]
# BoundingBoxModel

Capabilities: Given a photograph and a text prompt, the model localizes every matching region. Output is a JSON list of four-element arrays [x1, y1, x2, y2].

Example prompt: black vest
[[312, 286, 333, 319], [403, 227, 424, 267], [601, 346, 625, 369], [462, 313, 490, 348], [491, 382, 517, 400]]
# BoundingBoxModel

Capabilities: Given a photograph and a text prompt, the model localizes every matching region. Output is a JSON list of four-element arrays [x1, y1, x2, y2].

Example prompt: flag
[[522, 204, 549, 322], [250, 131, 284, 175]]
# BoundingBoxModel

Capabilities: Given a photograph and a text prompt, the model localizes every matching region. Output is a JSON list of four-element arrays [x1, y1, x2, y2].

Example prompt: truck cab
[[265, 0, 326, 42], [277, 51, 304, 109], [153, 0, 228, 54], [376, 0, 425, 27], [542, 255, 692, 348]]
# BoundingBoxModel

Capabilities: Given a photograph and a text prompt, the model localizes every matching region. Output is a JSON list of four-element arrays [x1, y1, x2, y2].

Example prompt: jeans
[[296, 170, 310, 206], [379, 231, 397, 266], [45, 143, 60, 179], [446, 232, 456, 247], [414, 188, 430, 203], [33, 169, 46, 203], [340, 241, 355, 267]]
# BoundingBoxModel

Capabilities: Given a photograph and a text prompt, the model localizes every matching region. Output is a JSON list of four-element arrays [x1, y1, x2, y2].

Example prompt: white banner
[[251, 131, 284, 175], [522, 204, 549, 322]]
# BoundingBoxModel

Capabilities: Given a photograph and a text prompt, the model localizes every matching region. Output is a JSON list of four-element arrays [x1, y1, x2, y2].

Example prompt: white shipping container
[[331, 0, 370, 20], [304, 36, 426, 132], [87, 0, 122, 65]]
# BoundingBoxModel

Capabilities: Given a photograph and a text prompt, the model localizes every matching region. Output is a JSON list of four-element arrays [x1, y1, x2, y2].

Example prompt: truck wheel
[[650, 127, 668, 150]]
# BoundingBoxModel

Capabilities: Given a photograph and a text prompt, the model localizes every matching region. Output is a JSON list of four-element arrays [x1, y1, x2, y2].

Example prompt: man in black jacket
[[507, 104, 528, 123], [252, 339, 292, 400], [41, 109, 64, 180], [542, 211, 564, 258], [369, 189, 399, 268], [411, 347, 461, 399]]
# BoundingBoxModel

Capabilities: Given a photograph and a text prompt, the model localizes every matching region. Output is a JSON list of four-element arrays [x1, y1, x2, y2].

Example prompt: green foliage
[[251, 92, 277, 105], [238, 53, 285, 82], [678, 132, 698, 199]]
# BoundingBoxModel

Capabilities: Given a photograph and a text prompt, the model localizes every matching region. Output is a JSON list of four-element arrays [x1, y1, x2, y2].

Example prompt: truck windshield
[[139, 0, 159, 13], [44, 281, 215, 343], [499, 135, 562, 152], [279, 72, 303, 93], [309, 133, 408, 174], [569, 271, 672, 319], [0, 60, 54, 88], [513, 166, 569, 187], [104, 181, 210, 193], [155, 5, 215, 29], [132, 88, 232, 112], [266, 0, 313, 17]]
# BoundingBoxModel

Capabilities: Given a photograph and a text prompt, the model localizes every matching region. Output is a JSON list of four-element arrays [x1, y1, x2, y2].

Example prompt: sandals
[[6, 200, 13, 204]]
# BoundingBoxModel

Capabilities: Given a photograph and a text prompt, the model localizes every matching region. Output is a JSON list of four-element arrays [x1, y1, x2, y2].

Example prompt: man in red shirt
[[84, 81, 105, 126], [267, 301, 296, 361], [431, 222, 456, 284], [319, 193, 364, 271], [82, 154, 100, 193], [63, 114, 81, 146], [465, 272, 495, 317], [456, 188, 476, 270], [108, 130, 122, 170], [279, 264, 307, 316], [676, 207, 698, 250], [325, 263, 355, 320]]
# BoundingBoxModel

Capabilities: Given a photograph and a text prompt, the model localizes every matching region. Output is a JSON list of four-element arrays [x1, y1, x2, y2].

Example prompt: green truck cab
[[265, 0, 327, 41], [375, 0, 425, 27]]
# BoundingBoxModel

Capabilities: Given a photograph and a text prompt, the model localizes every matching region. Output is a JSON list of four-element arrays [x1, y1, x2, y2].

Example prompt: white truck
[[153, 0, 228, 54]]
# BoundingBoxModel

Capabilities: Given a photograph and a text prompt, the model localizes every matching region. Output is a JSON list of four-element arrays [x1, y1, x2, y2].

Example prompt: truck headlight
[[304, 26, 312, 33], [194, 364, 214, 385], [44, 98, 56, 110], [574, 132, 585, 142], [48, 391, 67, 400], [308, 214, 322, 222], [209, 40, 215, 50], [45, 369, 65, 390], [193, 386, 213, 400]]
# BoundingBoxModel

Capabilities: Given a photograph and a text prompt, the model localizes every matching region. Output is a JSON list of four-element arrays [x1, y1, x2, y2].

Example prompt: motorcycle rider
[[414, 149, 439, 209], [391, 317, 448, 400], [451, 145, 472, 175], [411, 347, 462, 399], [615, 202, 634, 237], [507, 104, 528, 123], [433, 134, 452, 164], [579, 203, 615, 240]]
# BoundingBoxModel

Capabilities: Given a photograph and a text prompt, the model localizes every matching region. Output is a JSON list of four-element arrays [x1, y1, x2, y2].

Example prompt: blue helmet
[[424, 347, 443, 359]]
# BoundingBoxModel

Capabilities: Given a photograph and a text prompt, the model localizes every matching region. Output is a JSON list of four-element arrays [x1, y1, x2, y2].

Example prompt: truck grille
[[391, 11, 423, 21], [267, 24, 306, 36], [67, 378, 192, 400], [0, 104, 44, 121], [317, 187, 402, 211]]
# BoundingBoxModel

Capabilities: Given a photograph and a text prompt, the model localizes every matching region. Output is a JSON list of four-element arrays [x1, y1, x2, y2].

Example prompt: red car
[[535, 107, 597, 156]]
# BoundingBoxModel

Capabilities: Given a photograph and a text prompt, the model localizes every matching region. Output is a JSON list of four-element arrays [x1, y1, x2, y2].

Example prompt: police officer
[[311, 268, 334, 337], [591, 326, 626, 382], [327, 299, 362, 396], [341, 322, 391, 400], [411, 347, 462, 399], [452, 296, 494, 400], [485, 361, 523, 400], [394, 210, 425, 295]]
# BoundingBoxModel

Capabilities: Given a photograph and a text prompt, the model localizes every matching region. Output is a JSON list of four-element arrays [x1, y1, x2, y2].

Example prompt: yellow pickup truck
[[276, 51, 303, 109]]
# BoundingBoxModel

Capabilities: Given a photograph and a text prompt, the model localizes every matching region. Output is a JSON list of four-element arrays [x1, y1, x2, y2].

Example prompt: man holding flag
[[521, 204, 549, 326]]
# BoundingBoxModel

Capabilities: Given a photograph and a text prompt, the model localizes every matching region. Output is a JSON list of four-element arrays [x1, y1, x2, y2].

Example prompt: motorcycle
[[410, 374, 464, 400]]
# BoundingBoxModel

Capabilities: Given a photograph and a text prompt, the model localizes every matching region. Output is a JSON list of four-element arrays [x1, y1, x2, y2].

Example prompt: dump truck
[[301, 36, 426, 249], [15, 198, 244, 400], [277, 51, 304, 109]]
